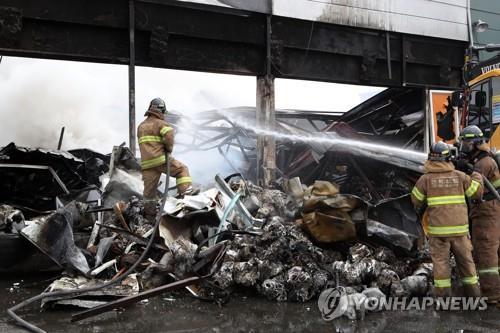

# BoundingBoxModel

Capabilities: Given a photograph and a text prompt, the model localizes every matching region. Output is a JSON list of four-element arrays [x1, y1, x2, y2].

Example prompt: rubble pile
[[96, 198, 153, 258], [0, 143, 108, 214], [60, 174, 429, 313], [246, 183, 288, 220], [201, 218, 431, 304], [1, 142, 432, 329], [210, 217, 340, 302]]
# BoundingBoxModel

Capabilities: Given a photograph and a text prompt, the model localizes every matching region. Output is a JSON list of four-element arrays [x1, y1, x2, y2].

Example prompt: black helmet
[[459, 125, 484, 143], [429, 141, 451, 161], [459, 125, 484, 154], [148, 98, 167, 114]]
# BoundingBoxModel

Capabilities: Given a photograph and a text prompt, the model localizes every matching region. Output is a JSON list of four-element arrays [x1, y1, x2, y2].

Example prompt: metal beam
[[256, 14, 276, 187], [0, 0, 467, 88], [128, 0, 136, 156]]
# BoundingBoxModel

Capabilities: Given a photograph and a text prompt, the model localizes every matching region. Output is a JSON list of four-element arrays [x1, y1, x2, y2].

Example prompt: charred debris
[[1, 87, 436, 329], [169, 87, 426, 192]]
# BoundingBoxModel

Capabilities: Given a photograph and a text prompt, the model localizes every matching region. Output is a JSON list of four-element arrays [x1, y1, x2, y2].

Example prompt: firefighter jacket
[[469, 145, 500, 219], [137, 110, 174, 170], [411, 160, 483, 237]]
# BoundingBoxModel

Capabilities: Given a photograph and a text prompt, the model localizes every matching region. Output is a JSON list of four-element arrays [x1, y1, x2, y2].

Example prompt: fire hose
[[482, 175, 500, 201]]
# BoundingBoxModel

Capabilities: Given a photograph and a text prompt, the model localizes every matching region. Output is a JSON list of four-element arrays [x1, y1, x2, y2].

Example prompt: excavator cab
[[464, 70, 500, 150]]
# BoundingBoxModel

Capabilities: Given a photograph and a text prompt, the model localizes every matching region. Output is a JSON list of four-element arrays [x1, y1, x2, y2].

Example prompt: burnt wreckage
[[2, 88, 441, 332], [169, 87, 426, 196]]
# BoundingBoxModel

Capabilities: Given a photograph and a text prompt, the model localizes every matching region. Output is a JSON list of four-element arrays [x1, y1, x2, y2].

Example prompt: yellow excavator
[[459, 45, 500, 150], [421, 45, 500, 235]]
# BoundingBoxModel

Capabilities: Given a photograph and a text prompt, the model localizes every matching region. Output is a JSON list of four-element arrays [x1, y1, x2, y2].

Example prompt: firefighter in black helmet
[[148, 98, 167, 114], [459, 125, 485, 154], [137, 98, 194, 221], [459, 125, 500, 303], [429, 141, 452, 161], [411, 141, 483, 297]]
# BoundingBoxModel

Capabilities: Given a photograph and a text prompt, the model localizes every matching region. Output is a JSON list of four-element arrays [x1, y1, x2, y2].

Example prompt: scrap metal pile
[[1, 87, 442, 330], [1, 137, 431, 327], [8, 172, 429, 317], [0, 142, 110, 274], [160, 177, 430, 309]]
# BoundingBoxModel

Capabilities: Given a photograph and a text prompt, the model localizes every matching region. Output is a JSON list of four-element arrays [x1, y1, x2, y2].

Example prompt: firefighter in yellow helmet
[[458, 125, 500, 304], [138, 98, 193, 220], [411, 141, 483, 297]]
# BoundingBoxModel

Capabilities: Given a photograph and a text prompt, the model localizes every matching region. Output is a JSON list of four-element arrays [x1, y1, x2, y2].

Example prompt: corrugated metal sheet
[[177, 0, 468, 41]]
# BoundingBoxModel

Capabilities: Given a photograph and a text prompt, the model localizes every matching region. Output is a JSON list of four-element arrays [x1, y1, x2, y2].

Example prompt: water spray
[[216, 109, 427, 172]]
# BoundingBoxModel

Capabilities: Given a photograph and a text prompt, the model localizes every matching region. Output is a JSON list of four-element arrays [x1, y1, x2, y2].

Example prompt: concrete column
[[256, 75, 276, 187]]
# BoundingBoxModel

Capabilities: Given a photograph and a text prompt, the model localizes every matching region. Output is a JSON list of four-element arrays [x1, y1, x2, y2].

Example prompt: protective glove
[[455, 159, 474, 175]]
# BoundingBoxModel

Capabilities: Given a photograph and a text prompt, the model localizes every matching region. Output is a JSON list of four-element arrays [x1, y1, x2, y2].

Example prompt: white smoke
[[168, 102, 251, 185], [0, 57, 384, 185], [0, 57, 256, 185], [135, 66, 257, 184], [0, 57, 128, 153], [217, 109, 427, 172]]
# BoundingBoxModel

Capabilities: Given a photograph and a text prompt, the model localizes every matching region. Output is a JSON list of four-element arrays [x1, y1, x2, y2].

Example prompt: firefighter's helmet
[[429, 141, 451, 161], [459, 125, 484, 154], [459, 125, 484, 143], [148, 98, 167, 114]]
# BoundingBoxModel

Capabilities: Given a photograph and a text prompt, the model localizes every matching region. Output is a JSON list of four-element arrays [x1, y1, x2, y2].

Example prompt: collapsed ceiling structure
[[169, 87, 428, 204]]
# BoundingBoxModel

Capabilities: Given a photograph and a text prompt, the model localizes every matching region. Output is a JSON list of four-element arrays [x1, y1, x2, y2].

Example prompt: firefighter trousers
[[142, 157, 192, 216], [429, 235, 480, 297], [471, 216, 500, 302]]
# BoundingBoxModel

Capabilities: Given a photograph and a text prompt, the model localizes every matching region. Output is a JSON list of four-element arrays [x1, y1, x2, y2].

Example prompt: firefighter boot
[[462, 284, 481, 298], [433, 286, 452, 298], [479, 274, 500, 304], [176, 184, 200, 199]]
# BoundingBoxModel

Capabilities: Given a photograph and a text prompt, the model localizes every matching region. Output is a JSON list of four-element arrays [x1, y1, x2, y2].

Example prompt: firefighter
[[411, 141, 483, 297], [138, 98, 194, 220], [458, 125, 500, 303]]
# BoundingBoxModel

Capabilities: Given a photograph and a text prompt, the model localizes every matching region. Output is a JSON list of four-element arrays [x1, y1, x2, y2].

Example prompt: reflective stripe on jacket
[[411, 160, 483, 237], [137, 111, 174, 170]]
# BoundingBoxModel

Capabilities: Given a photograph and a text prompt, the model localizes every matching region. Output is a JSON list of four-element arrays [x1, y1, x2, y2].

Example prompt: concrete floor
[[1, 275, 499, 333]]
